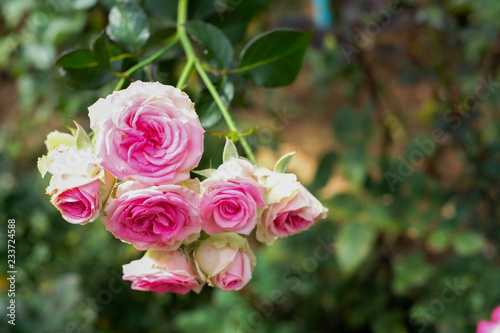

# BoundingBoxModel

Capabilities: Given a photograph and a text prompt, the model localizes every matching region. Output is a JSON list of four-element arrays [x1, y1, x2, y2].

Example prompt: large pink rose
[[478, 307, 500, 333], [256, 168, 328, 245], [194, 233, 255, 291], [102, 181, 201, 250], [123, 249, 204, 294], [89, 81, 204, 185]]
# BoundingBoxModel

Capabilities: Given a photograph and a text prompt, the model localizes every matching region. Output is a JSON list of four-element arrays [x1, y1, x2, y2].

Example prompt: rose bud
[[194, 233, 256, 291], [256, 168, 328, 245], [38, 130, 115, 225], [123, 249, 204, 294]]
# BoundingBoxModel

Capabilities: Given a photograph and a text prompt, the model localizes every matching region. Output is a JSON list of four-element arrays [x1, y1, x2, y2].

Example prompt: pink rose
[[194, 233, 255, 291], [89, 81, 204, 185], [103, 181, 201, 251], [199, 158, 266, 235], [51, 179, 100, 224], [123, 249, 204, 294], [39, 132, 115, 225], [256, 169, 328, 245], [478, 307, 500, 333]]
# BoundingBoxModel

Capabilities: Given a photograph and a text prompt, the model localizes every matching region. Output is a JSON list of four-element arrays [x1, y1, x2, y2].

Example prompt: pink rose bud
[[103, 181, 201, 251], [51, 179, 101, 224], [194, 233, 256, 291], [123, 249, 204, 294], [39, 131, 115, 225], [256, 168, 328, 245], [478, 307, 500, 333], [88, 81, 205, 185], [200, 159, 266, 235]]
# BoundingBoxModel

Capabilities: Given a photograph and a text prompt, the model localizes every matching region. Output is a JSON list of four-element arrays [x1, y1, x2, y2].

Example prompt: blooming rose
[[478, 307, 500, 333], [103, 181, 201, 250], [194, 233, 256, 291], [38, 131, 115, 224], [123, 249, 204, 294], [88, 81, 204, 185], [200, 158, 266, 235], [256, 168, 328, 245]]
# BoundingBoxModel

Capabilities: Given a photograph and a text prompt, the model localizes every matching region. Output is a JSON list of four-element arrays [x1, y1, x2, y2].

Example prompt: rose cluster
[[38, 81, 328, 294]]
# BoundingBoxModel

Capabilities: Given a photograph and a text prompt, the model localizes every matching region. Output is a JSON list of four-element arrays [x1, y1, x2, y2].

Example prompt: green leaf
[[107, 1, 150, 53], [392, 253, 434, 295], [452, 231, 486, 256], [186, 21, 234, 69], [309, 151, 337, 193], [59, 67, 114, 89], [238, 29, 312, 87], [274, 152, 295, 173], [195, 81, 234, 129], [342, 148, 367, 187], [91, 32, 111, 70], [58, 47, 123, 89], [223, 138, 238, 163], [335, 222, 376, 277], [73, 0, 97, 10], [55, 49, 98, 69], [73, 121, 92, 152], [425, 229, 450, 253]]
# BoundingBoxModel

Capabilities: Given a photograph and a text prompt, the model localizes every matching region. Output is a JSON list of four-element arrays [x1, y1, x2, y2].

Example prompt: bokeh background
[[1, 0, 500, 332]]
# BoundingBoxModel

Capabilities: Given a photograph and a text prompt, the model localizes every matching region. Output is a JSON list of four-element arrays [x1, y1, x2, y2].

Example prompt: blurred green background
[[1, 0, 500, 332]]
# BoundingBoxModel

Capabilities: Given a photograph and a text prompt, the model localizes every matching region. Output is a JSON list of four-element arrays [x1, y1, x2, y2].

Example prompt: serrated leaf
[[107, 1, 150, 53], [223, 138, 238, 163], [274, 151, 295, 173], [335, 222, 376, 277], [195, 81, 234, 129], [73, 121, 92, 152], [238, 29, 312, 87], [186, 21, 234, 69], [56, 49, 98, 69], [91, 32, 111, 70]]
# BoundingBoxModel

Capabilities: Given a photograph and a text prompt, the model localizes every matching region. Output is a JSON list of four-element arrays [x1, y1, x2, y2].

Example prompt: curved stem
[[177, 0, 257, 163], [114, 35, 179, 91], [176, 57, 194, 89], [194, 60, 256, 163]]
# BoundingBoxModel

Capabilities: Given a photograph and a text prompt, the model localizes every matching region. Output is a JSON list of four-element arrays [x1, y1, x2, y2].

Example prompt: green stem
[[114, 35, 179, 91], [194, 60, 256, 163], [176, 57, 194, 89], [177, 0, 257, 163]]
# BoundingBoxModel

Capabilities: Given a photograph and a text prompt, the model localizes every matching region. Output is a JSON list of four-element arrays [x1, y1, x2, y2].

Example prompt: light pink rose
[[89, 81, 204, 185], [39, 132, 115, 225], [194, 233, 255, 291], [199, 158, 266, 235], [256, 168, 328, 245], [123, 250, 204, 294], [478, 307, 500, 333], [200, 180, 266, 235], [103, 181, 201, 251]]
